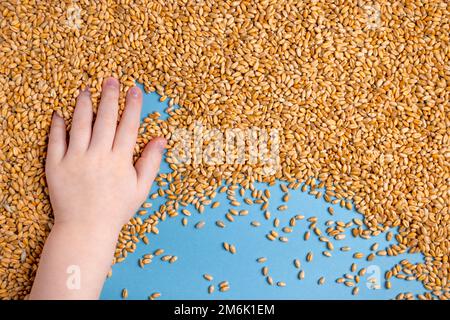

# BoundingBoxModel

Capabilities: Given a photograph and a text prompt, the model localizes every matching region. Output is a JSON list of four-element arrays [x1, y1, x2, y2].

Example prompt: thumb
[[135, 137, 166, 196]]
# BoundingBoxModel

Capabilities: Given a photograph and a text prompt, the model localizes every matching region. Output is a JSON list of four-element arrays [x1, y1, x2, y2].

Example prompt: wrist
[[31, 214, 122, 299], [52, 218, 122, 244]]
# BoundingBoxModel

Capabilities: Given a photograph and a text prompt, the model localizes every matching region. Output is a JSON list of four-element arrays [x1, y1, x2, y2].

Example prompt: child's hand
[[30, 77, 165, 299], [46, 77, 166, 233]]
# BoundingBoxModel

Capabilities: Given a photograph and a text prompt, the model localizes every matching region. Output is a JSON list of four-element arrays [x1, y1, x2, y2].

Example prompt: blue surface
[[100, 88, 426, 300]]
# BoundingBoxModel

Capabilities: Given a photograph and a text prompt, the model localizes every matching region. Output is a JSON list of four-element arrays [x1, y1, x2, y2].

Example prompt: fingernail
[[82, 86, 90, 94], [104, 77, 119, 88], [129, 86, 141, 98], [52, 112, 62, 121], [80, 86, 90, 97]]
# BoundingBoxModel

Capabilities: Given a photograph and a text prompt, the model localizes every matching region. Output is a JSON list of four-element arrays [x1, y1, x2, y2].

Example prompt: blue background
[[100, 88, 426, 300]]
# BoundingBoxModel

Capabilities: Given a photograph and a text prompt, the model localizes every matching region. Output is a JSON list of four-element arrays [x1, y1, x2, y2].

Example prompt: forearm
[[29, 222, 120, 300]]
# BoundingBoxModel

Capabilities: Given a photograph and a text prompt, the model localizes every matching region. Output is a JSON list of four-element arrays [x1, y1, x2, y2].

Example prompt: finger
[[113, 86, 142, 155], [135, 137, 166, 194], [90, 77, 120, 150], [68, 88, 93, 153], [47, 113, 67, 165]]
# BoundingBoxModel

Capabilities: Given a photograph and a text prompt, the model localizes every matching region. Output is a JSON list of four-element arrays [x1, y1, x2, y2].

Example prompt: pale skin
[[29, 77, 166, 300]]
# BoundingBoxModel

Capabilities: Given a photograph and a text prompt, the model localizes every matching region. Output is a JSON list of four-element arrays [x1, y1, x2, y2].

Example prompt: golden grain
[[195, 221, 205, 229], [203, 274, 213, 281], [353, 253, 364, 259], [250, 221, 261, 227], [345, 281, 355, 288], [257, 257, 267, 263], [298, 270, 305, 280], [150, 292, 161, 300], [215, 220, 225, 228], [273, 218, 280, 228], [161, 255, 172, 262], [304, 231, 311, 241], [211, 202, 220, 209]]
